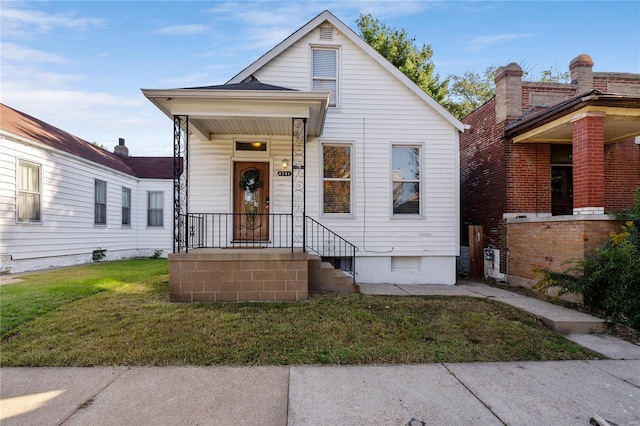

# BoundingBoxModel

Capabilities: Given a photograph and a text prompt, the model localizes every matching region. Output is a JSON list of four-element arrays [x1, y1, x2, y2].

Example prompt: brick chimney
[[494, 62, 523, 123], [569, 54, 594, 94], [114, 137, 129, 158]]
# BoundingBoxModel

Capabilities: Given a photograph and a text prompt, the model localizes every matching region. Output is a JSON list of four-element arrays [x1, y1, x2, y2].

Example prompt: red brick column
[[571, 111, 605, 214]]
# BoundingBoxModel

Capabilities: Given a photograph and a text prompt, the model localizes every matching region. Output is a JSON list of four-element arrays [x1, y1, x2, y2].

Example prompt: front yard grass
[[0, 259, 600, 366]]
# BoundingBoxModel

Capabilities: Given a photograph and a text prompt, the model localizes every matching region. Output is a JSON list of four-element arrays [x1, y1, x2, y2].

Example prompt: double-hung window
[[147, 191, 163, 227], [322, 144, 351, 214], [312, 47, 338, 107], [94, 180, 107, 225], [17, 160, 41, 222], [122, 187, 131, 226], [392, 145, 421, 215]]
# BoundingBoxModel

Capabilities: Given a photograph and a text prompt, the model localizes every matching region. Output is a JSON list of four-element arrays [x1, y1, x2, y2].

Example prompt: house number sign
[[277, 171, 292, 177]]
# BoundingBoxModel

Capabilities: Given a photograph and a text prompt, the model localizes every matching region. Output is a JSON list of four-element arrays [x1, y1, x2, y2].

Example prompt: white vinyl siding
[[392, 145, 421, 216], [147, 191, 163, 227], [322, 144, 351, 214], [17, 159, 41, 222], [94, 179, 107, 225], [1, 135, 173, 272], [250, 26, 459, 259], [122, 187, 131, 226], [312, 47, 338, 107]]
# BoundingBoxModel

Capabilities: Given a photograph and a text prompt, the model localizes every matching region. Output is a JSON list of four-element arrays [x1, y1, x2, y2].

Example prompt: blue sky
[[2, 1, 639, 156]]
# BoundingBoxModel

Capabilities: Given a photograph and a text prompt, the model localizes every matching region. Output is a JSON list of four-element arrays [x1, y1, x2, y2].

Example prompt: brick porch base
[[168, 249, 309, 302]]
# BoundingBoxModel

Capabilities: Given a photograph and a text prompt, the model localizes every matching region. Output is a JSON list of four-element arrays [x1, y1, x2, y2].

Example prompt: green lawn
[[0, 259, 600, 366]]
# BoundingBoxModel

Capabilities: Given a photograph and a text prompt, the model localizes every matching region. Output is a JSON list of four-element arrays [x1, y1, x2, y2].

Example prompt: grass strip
[[0, 260, 599, 366]]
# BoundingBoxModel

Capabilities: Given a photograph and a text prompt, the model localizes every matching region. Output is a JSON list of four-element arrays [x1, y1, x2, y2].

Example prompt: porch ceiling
[[506, 92, 640, 144], [141, 89, 330, 140]]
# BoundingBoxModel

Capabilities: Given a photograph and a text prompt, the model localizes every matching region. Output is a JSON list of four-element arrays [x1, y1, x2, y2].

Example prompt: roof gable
[[228, 10, 465, 132], [0, 103, 172, 179]]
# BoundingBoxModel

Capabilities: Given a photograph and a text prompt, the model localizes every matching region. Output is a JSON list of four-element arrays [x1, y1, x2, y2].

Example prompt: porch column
[[571, 111, 605, 214], [291, 118, 307, 250], [173, 115, 189, 252]]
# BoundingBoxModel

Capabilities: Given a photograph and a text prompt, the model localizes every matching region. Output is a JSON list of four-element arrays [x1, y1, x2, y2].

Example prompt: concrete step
[[308, 256, 359, 294]]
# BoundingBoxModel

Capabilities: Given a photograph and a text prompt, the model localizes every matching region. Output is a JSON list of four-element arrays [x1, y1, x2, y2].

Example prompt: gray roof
[[183, 77, 295, 92]]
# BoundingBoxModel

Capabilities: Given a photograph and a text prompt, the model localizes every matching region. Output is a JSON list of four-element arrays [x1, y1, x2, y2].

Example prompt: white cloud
[[466, 33, 536, 52], [0, 42, 68, 64], [1, 6, 105, 37], [156, 24, 210, 35]]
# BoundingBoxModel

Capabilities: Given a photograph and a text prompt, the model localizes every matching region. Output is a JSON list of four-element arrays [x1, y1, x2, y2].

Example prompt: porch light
[[251, 142, 262, 148], [281, 159, 289, 169]]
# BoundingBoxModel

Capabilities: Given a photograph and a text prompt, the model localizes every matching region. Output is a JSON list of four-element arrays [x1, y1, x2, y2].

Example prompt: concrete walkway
[[2, 282, 639, 425]]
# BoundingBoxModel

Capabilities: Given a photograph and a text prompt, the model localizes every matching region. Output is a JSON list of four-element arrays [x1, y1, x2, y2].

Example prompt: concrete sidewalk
[[2, 361, 639, 425], [2, 281, 639, 425]]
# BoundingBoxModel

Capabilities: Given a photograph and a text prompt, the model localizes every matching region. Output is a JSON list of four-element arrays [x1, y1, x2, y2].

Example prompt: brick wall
[[522, 83, 576, 111], [604, 138, 640, 210], [506, 143, 551, 213], [168, 250, 309, 302], [507, 218, 623, 283], [460, 98, 507, 248]]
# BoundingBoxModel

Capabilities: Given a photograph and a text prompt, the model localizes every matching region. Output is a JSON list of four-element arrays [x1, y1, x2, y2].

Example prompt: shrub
[[534, 188, 640, 330]]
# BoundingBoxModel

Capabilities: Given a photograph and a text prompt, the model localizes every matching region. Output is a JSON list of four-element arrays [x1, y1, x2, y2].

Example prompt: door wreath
[[239, 169, 263, 226]]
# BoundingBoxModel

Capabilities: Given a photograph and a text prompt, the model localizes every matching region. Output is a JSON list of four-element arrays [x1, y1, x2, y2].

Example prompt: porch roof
[[141, 82, 330, 141], [505, 90, 640, 144]]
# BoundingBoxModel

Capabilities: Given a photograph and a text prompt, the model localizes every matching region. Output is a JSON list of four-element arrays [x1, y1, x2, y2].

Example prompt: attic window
[[312, 47, 338, 107], [319, 26, 333, 41]]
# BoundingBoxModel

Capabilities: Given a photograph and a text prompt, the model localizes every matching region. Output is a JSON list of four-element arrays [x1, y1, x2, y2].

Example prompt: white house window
[[312, 47, 338, 107], [322, 144, 351, 214], [94, 180, 107, 225], [122, 187, 131, 226], [147, 191, 163, 227], [17, 160, 41, 222], [392, 146, 421, 215]]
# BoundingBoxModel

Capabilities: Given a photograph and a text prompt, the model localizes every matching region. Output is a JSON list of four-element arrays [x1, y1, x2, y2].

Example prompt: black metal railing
[[305, 216, 357, 279], [186, 213, 293, 249], [182, 213, 357, 280]]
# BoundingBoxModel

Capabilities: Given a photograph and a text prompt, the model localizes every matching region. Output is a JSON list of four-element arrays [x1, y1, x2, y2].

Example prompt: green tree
[[448, 66, 497, 119], [356, 14, 450, 105]]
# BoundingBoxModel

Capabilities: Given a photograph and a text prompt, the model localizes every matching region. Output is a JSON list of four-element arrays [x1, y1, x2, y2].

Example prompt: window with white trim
[[17, 160, 41, 222], [94, 180, 107, 225], [122, 187, 131, 226], [147, 191, 163, 227], [392, 146, 421, 215], [322, 144, 351, 214], [312, 47, 338, 107]]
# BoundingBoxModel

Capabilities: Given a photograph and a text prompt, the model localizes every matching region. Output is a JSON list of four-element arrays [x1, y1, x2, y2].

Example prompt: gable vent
[[319, 26, 333, 41]]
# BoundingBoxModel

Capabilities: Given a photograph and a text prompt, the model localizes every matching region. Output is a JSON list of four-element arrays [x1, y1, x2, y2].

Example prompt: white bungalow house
[[142, 10, 465, 302], [0, 103, 173, 274]]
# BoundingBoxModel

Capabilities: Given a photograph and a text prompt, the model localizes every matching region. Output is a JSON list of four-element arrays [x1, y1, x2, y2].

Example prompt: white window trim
[[147, 191, 164, 228], [390, 143, 424, 219], [310, 45, 340, 109], [16, 159, 42, 224], [121, 187, 132, 227], [321, 142, 354, 218], [94, 179, 107, 226]]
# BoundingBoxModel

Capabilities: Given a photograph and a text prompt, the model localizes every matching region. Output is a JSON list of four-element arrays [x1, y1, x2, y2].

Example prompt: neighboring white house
[[0, 103, 173, 274], [143, 10, 465, 287]]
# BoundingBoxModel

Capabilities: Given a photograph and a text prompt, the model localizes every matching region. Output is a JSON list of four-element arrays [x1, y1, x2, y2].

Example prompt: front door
[[550, 145, 573, 216], [233, 162, 270, 241]]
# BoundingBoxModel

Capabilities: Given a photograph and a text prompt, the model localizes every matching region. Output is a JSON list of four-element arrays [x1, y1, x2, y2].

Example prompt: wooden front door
[[233, 162, 270, 241]]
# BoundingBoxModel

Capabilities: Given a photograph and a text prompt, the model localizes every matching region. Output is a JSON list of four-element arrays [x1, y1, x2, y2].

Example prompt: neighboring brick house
[[460, 54, 640, 286]]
